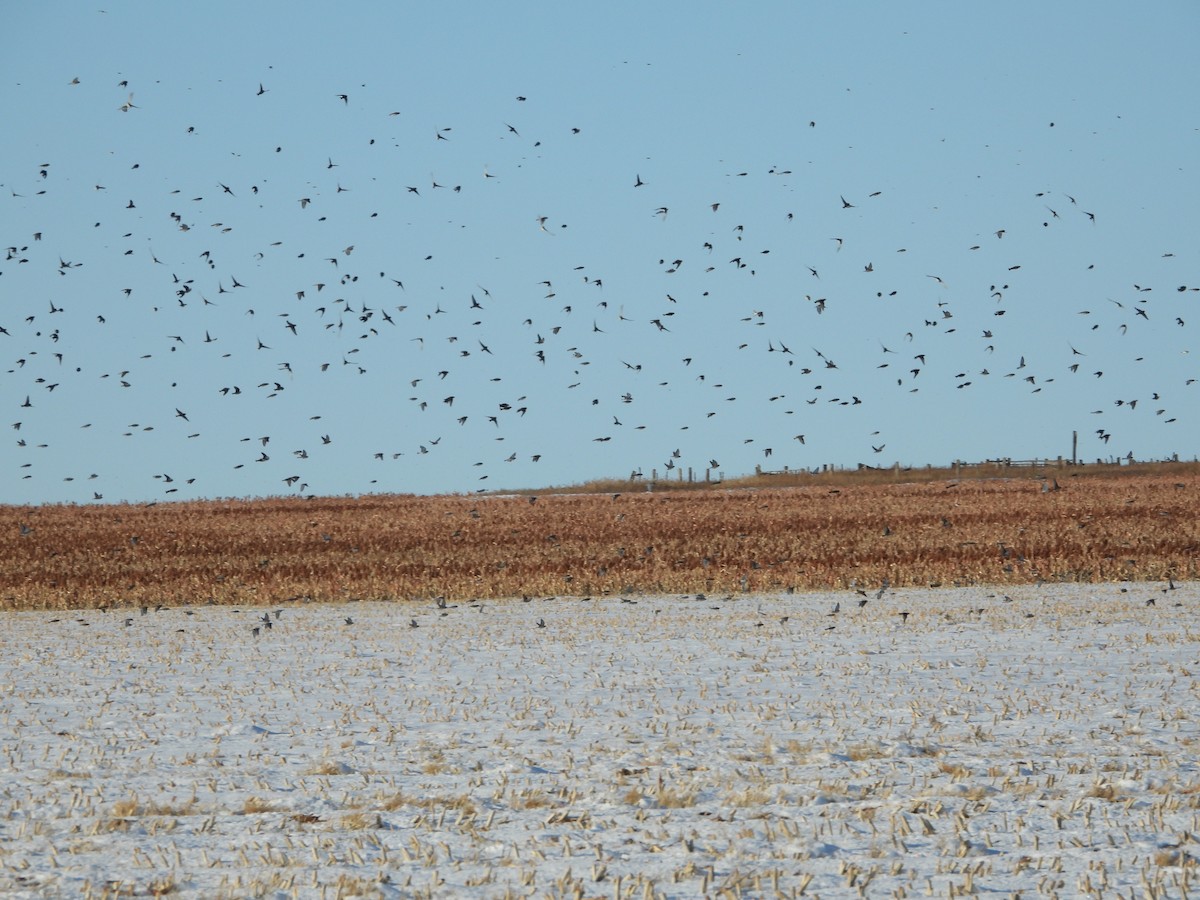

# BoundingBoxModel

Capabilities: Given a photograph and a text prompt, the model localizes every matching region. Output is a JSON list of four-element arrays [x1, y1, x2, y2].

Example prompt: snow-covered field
[[2, 583, 1198, 899]]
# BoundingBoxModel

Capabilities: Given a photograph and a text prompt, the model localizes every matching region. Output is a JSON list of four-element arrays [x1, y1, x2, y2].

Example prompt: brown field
[[3, 463, 1198, 610]]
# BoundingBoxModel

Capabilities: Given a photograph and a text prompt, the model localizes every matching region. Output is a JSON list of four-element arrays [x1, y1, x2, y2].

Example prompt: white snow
[[1, 582, 1198, 898]]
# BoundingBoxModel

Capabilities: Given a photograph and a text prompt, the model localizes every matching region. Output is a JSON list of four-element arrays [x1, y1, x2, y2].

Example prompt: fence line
[[625, 453, 1189, 486]]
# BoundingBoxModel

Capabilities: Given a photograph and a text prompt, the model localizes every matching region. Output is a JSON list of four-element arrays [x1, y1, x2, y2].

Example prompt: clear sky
[[2, 2, 1197, 505]]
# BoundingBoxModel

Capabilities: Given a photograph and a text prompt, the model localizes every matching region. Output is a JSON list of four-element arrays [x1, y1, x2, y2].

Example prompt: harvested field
[[3, 470, 1197, 611], [0, 583, 1198, 898]]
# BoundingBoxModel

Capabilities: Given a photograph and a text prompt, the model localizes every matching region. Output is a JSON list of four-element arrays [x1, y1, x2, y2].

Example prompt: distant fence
[[970, 457, 1067, 470], [630, 467, 723, 485], [750, 453, 1186, 479], [750, 458, 1074, 478], [627, 453, 1188, 486]]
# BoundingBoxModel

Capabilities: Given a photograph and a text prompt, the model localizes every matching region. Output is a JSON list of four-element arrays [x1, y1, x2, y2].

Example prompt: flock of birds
[[2, 73, 1195, 504], [42, 572, 1185, 639]]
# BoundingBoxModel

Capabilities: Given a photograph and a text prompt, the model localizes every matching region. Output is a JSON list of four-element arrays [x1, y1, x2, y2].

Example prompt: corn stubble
[[2, 472, 1196, 610]]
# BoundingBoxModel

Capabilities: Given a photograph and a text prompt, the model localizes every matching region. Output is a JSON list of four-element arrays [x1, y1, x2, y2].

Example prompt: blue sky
[[2, 2, 1197, 504]]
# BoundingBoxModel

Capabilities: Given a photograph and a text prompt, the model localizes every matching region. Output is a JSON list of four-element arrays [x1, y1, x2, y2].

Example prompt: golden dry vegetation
[[2, 465, 1198, 610]]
